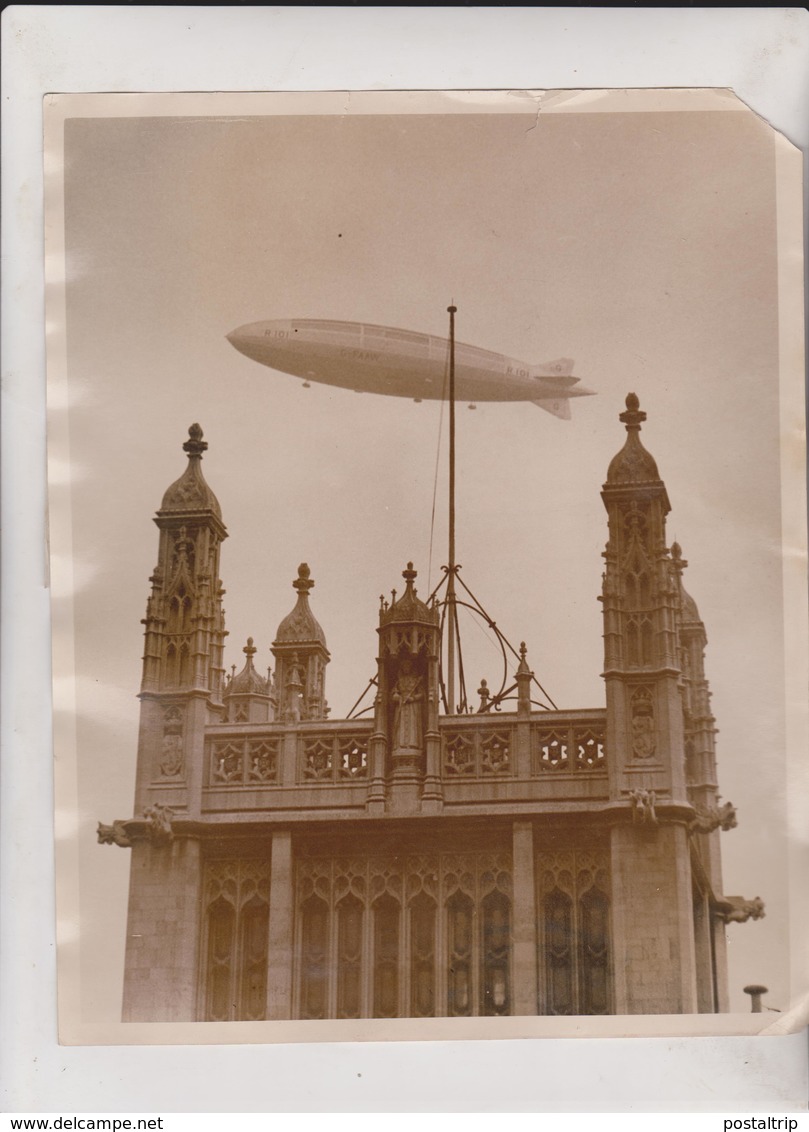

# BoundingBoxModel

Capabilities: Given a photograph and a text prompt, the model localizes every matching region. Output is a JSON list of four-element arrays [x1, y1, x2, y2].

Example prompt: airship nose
[[227, 321, 263, 342], [226, 322, 270, 362]]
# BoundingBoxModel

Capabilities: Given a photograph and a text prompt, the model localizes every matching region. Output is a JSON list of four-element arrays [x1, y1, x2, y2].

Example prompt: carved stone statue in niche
[[160, 731, 183, 777], [159, 706, 184, 777], [630, 689, 656, 759], [391, 657, 425, 757]]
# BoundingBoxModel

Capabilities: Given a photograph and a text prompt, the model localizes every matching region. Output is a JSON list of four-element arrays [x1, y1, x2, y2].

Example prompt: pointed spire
[[275, 564, 327, 645], [380, 562, 439, 626], [605, 394, 661, 486], [225, 636, 269, 697], [160, 424, 222, 518]]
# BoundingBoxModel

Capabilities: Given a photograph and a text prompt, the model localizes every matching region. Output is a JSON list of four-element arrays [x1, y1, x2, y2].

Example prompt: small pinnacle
[[244, 637, 257, 657]]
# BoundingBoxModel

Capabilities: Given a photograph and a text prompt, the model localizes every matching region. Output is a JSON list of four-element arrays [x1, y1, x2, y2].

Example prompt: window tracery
[[294, 849, 512, 1019], [537, 848, 611, 1016], [201, 859, 270, 1021]]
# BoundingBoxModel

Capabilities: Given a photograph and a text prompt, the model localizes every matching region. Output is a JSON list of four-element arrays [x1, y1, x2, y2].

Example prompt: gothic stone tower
[[122, 424, 228, 1021], [601, 394, 731, 1014]]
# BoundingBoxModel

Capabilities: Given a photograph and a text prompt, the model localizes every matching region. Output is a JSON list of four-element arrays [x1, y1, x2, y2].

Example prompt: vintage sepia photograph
[[45, 88, 806, 1042]]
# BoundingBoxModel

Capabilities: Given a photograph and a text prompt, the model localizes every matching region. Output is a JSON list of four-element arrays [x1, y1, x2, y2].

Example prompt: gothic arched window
[[372, 894, 400, 1018], [202, 861, 270, 1022], [409, 892, 436, 1018], [336, 895, 364, 1019], [579, 886, 609, 1015], [204, 896, 235, 1023], [446, 891, 474, 1017], [299, 895, 329, 1020], [544, 888, 574, 1015], [238, 894, 269, 1021], [481, 889, 511, 1016]]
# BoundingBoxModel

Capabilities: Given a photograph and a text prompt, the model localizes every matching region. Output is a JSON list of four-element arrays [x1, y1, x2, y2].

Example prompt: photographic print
[[44, 88, 806, 1042]]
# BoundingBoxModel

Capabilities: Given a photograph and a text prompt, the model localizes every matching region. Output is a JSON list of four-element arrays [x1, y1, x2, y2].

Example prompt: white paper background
[[2, 5, 808, 1114]]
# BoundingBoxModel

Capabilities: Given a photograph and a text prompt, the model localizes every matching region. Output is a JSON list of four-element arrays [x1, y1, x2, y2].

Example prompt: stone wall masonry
[[122, 837, 202, 1022], [610, 822, 698, 1014]]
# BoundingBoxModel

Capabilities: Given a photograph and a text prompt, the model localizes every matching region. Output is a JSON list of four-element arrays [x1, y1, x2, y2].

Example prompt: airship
[[226, 318, 594, 417]]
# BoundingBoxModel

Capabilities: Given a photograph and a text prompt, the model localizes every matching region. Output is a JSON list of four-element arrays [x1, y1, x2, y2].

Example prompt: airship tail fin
[[532, 398, 572, 420], [533, 356, 575, 378]]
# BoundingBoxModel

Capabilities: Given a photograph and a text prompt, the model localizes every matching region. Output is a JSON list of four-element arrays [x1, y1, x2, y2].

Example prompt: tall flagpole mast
[[447, 304, 457, 714]]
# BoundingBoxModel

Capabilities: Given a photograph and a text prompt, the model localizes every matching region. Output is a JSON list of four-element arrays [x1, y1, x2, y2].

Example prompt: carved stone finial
[[244, 637, 257, 658], [670, 541, 689, 577], [402, 562, 417, 590], [619, 392, 646, 432], [183, 423, 208, 458], [516, 642, 531, 677], [293, 563, 314, 596], [477, 678, 491, 712]]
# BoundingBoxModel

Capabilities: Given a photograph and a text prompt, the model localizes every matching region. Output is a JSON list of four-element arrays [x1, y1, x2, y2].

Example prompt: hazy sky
[[55, 92, 792, 1022]]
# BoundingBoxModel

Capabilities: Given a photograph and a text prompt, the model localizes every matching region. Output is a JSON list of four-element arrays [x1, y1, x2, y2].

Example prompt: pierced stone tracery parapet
[[531, 720, 606, 774]]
